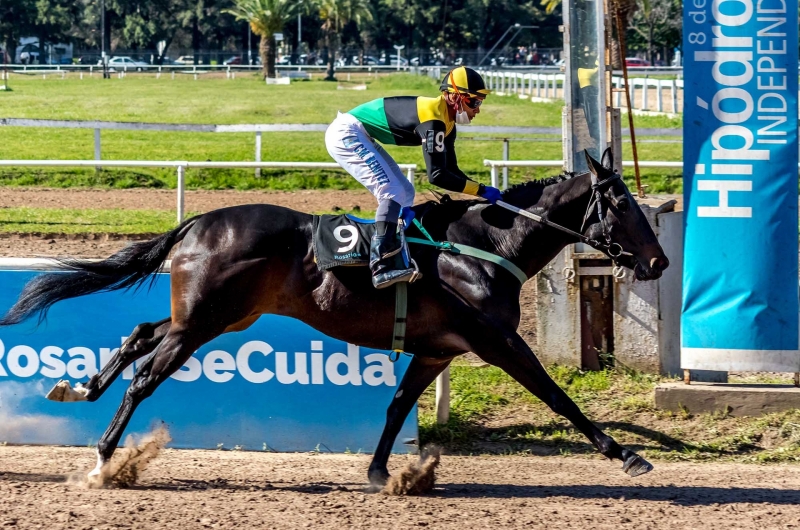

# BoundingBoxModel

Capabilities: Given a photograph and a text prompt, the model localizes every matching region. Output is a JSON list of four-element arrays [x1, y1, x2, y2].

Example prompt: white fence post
[[435, 366, 450, 424], [491, 164, 499, 188], [94, 129, 101, 171], [255, 131, 262, 178], [656, 80, 663, 112], [177, 165, 186, 223], [671, 80, 678, 113], [406, 167, 415, 184], [502, 139, 509, 190]]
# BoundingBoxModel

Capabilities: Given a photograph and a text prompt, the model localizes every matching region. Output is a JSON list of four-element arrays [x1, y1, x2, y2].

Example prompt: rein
[[497, 172, 629, 261]]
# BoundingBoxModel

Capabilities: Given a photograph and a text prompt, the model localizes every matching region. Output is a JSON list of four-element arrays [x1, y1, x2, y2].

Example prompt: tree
[[318, 0, 372, 81], [0, 0, 37, 63], [627, 0, 681, 65], [224, 0, 300, 78], [34, 0, 81, 63]]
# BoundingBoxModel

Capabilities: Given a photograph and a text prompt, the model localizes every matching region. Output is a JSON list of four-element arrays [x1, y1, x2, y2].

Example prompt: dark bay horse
[[0, 150, 668, 485]]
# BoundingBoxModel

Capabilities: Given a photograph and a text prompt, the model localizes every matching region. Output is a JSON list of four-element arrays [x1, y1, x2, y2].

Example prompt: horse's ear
[[600, 147, 614, 171], [584, 150, 602, 176]]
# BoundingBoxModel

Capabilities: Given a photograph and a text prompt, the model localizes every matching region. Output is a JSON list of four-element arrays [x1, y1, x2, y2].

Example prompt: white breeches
[[325, 112, 416, 208]]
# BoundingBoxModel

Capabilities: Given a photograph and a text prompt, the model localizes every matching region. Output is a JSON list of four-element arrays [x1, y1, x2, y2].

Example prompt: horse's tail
[[0, 214, 203, 327]]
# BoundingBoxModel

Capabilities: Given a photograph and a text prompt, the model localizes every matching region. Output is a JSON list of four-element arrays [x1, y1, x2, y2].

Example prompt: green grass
[[0, 206, 375, 234], [418, 360, 800, 463], [0, 73, 683, 193], [0, 207, 187, 234]]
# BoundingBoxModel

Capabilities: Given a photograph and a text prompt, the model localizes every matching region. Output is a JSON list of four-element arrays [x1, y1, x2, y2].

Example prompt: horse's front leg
[[468, 327, 652, 477], [368, 354, 451, 487]]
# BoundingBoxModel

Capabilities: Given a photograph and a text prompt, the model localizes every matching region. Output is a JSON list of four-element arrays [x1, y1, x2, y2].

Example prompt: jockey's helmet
[[439, 67, 491, 98]]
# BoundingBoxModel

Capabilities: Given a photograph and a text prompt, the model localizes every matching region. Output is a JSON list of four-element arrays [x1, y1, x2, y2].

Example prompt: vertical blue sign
[[682, 0, 799, 371]]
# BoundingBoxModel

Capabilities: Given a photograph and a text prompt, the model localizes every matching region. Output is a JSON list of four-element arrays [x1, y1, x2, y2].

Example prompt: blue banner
[[0, 269, 417, 452], [682, 0, 799, 371]]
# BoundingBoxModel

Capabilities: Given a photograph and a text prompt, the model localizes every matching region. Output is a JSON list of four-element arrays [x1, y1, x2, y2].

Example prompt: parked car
[[625, 57, 650, 67], [277, 55, 293, 65], [381, 54, 409, 67], [299, 53, 324, 65], [223, 56, 242, 65], [174, 56, 198, 65], [100, 56, 150, 71]]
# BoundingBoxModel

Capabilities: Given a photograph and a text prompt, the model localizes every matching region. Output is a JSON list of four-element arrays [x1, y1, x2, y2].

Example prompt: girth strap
[[391, 282, 408, 357]]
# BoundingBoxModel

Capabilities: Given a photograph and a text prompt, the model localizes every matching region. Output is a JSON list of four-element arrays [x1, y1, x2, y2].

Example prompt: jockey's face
[[445, 92, 484, 121]]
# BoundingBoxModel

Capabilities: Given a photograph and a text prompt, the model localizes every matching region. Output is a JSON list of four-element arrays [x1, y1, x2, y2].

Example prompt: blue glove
[[478, 184, 502, 204], [399, 207, 416, 230]]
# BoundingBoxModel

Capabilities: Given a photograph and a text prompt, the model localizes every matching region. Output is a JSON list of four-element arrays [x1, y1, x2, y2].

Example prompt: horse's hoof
[[367, 468, 390, 492], [622, 454, 653, 477], [45, 380, 88, 402]]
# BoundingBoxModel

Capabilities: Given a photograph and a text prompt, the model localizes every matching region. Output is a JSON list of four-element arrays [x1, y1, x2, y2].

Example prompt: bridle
[[496, 170, 631, 263], [579, 171, 626, 260]]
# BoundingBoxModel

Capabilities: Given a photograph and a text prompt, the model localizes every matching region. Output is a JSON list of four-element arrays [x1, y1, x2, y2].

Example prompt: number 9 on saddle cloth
[[312, 214, 420, 281]]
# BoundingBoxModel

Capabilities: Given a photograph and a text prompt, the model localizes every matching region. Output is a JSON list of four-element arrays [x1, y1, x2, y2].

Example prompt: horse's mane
[[412, 172, 579, 237]]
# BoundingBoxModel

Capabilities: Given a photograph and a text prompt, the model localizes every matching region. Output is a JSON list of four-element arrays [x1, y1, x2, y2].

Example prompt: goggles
[[462, 97, 484, 109]]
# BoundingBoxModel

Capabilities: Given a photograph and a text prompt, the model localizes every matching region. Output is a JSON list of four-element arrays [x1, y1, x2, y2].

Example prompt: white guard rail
[[483, 159, 684, 189], [0, 160, 418, 222], [477, 69, 689, 114]]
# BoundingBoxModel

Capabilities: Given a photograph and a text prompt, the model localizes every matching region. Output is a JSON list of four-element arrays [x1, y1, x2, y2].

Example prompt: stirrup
[[398, 219, 422, 283]]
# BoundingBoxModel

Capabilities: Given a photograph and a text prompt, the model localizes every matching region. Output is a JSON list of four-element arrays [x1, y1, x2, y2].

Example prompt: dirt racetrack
[[0, 446, 798, 530]]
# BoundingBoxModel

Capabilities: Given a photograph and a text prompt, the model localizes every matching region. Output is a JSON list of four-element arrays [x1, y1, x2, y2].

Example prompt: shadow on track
[[437, 483, 800, 505]]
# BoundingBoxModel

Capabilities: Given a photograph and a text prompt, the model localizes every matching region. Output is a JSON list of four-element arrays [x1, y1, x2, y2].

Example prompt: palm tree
[[318, 0, 372, 81], [224, 0, 300, 79]]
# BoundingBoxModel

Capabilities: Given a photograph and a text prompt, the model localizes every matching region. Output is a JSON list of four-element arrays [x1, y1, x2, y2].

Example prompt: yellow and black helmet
[[439, 66, 490, 97]]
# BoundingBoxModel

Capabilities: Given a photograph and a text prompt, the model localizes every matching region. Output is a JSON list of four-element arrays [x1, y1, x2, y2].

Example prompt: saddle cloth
[[312, 214, 376, 271]]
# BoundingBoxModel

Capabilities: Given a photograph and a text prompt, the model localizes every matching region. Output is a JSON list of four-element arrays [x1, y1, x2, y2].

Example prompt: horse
[[0, 149, 669, 486]]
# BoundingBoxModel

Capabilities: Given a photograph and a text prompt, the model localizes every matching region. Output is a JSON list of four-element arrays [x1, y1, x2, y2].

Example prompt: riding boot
[[370, 221, 416, 289]]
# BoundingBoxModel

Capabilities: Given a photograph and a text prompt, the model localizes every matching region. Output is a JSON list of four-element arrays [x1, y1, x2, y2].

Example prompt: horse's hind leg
[[46, 317, 171, 403], [90, 322, 223, 477], [469, 327, 653, 478], [83, 317, 172, 400], [368, 354, 451, 487]]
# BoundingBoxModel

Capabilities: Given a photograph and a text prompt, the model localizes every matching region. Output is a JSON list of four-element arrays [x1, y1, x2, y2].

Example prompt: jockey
[[325, 66, 500, 289]]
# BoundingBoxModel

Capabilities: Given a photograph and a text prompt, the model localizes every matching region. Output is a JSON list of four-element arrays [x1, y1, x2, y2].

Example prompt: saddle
[[312, 214, 376, 271]]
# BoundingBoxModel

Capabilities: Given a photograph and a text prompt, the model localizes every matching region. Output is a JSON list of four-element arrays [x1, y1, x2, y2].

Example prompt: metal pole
[[435, 366, 450, 424], [247, 25, 252, 65], [502, 138, 509, 190], [255, 131, 262, 178], [177, 165, 185, 222], [94, 128, 101, 172], [101, 0, 108, 79]]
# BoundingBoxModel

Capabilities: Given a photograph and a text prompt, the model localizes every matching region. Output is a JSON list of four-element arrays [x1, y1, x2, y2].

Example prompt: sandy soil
[[0, 446, 798, 530]]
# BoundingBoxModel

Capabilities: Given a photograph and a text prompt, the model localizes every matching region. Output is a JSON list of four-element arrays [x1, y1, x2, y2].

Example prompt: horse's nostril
[[649, 256, 669, 272]]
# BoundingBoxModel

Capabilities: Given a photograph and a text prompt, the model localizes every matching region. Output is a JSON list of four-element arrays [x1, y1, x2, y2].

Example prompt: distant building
[[15, 37, 73, 65]]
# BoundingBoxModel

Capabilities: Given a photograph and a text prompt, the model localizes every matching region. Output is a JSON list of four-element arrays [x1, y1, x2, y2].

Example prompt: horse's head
[[583, 149, 669, 281]]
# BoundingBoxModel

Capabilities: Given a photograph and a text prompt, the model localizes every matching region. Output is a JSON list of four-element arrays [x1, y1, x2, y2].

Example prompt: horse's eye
[[617, 199, 630, 213]]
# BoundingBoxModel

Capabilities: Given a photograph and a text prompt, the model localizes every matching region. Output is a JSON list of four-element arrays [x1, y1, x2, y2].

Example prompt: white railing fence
[[478, 70, 685, 115], [0, 160, 417, 222]]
